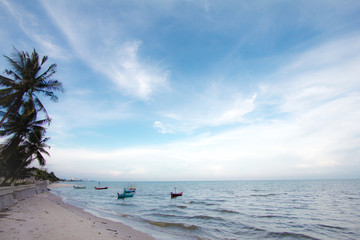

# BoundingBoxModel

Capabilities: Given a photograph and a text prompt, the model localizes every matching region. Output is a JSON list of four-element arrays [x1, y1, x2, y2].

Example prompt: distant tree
[[35, 169, 60, 182]]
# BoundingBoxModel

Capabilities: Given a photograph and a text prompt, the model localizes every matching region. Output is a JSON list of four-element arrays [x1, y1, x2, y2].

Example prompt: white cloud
[[40, 1, 169, 101], [154, 84, 257, 134], [103, 41, 169, 100], [1, 0, 67, 59], [153, 121, 174, 134]]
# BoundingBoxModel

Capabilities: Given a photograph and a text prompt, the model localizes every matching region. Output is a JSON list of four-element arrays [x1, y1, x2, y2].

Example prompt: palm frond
[[36, 63, 57, 81], [0, 75, 16, 87]]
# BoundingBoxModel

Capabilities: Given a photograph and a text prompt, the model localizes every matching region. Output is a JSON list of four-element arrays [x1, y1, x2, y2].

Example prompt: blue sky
[[1, 0, 360, 181]]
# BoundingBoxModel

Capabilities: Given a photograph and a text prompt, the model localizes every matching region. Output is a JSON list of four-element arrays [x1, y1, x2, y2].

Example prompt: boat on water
[[73, 186, 86, 189], [170, 187, 183, 198], [117, 191, 135, 199], [94, 187, 108, 190], [171, 192, 183, 198]]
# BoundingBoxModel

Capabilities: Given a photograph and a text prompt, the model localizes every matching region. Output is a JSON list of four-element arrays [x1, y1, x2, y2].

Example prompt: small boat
[[73, 186, 86, 189], [117, 191, 135, 199], [170, 187, 183, 198], [95, 187, 108, 190], [171, 192, 183, 198]]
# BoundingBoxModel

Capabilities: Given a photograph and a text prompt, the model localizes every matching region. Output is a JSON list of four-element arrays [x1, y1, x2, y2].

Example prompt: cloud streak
[[1, 0, 67, 59], [41, 0, 170, 101]]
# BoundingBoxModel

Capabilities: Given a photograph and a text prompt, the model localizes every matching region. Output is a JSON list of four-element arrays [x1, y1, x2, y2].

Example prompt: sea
[[50, 179, 360, 240]]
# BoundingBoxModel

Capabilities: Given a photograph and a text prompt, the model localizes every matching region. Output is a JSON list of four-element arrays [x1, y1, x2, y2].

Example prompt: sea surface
[[51, 180, 360, 240]]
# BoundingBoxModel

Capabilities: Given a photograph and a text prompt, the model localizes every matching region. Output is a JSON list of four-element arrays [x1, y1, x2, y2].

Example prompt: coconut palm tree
[[0, 47, 61, 185], [0, 100, 50, 185], [0, 48, 63, 126]]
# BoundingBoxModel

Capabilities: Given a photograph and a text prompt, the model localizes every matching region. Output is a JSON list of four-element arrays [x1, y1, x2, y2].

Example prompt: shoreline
[[0, 188, 155, 240]]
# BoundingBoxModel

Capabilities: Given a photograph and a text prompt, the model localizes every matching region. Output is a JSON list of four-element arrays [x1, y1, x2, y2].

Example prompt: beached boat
[[94, 187, 108, 190], [73, 186, 86, 189], [117, 191, 135, 199], [170, 187, 183, 198]]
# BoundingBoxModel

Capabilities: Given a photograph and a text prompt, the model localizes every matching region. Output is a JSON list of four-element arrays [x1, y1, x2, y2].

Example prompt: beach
[[0, 184, 155, 240]]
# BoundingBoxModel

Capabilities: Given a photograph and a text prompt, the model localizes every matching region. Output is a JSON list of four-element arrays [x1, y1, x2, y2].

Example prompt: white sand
[[0, 191, 155, 240]]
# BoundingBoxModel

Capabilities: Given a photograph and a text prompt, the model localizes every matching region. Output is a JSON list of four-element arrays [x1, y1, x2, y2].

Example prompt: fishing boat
[[117, 191, 135, 199], [170, 187, 183, 198], [73, 186, 86, 189], [171, 192, 183, 198], [94, 186, 108, 190]]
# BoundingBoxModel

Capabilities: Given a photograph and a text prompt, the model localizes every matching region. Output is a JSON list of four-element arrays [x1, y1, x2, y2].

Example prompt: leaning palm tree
[[0, 48, 63, 126], [0, 94, 50, 185]]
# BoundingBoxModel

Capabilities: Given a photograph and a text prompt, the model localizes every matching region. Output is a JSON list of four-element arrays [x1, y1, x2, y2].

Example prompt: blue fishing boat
[[117, 191, 135, 199], [73, 185, 86, 189]]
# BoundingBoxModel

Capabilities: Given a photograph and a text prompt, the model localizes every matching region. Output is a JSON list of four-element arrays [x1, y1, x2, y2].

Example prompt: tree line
[[0, 48, 63, 186]]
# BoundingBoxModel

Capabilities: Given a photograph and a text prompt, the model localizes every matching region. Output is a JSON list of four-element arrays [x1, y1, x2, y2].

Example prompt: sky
[[0, 0, 360, 181]]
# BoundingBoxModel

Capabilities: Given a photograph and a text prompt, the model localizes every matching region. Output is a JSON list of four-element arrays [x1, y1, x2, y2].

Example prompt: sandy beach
[[0, 186, 155, 240]]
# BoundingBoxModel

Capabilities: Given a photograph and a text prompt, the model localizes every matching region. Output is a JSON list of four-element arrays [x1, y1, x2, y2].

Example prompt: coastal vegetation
[[35, 169, 60, 182], [0, 48, 63, 186]]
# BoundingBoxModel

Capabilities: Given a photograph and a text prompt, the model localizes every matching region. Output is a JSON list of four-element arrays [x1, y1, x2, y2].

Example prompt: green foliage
[[35, 169, 60, 182], [0, 48, 63, 186]]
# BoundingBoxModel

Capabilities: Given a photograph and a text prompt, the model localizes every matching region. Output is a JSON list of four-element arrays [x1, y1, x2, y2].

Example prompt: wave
[[185, 201, 218, 206], [256, 215, 284, 219], [250, 193, 277, 197], [150, 213, 224, 222], [239, 224, 319, 239], [317, 224, 348, 231], [206, 199, 226, 202], [266, 231, 320, 239], [190, 215, 224, 221], [169, 204, 187, 209], [253, 214, 297, 220], [214, 209, 239, 214], [145, 220, 199, 231], [151, 213, 178, 218]]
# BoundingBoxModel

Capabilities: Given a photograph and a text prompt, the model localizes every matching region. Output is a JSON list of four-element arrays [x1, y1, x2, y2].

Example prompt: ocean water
[[51, 180, 360, 240]]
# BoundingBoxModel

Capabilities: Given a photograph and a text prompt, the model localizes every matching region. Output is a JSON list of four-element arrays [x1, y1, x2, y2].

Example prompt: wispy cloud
[[40, 1, 170, 101], [1, 0, 67, 59], [99, 41, 169, 100], [153, 82, 257, 134]]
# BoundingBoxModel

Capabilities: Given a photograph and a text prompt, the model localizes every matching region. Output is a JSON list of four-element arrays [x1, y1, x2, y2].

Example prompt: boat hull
[[171, 192, 183, 198], [95, 187, 108, 190], [117, 192, 135, 199]]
